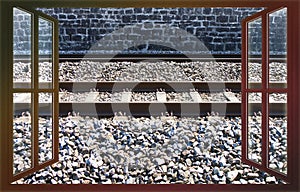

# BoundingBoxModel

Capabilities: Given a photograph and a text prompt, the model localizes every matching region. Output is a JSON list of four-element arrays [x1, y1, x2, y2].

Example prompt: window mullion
[[33, 14, 39, 167], [53, 19, 59, 163], [261, 13, 268, 168]]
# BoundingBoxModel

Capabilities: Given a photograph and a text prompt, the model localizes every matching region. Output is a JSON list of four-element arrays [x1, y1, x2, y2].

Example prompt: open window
[[0, 0, 299, 191], [10, 7, 59, 182], [242, 7, 289, 182]]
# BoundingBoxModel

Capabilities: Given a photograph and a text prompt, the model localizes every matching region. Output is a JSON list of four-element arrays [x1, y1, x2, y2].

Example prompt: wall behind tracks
[[14, 8, 286, 56]]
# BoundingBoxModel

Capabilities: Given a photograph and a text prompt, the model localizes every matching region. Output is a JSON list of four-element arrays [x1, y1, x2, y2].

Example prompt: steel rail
[[13, 102, 287, 117], [13, 81, 287, 92]]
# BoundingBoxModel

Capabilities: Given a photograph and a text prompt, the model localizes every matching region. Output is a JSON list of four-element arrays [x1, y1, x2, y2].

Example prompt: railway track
[[14, 81, 287, 117], [13, 56, 287, 116], [14, 81, 286, 91]]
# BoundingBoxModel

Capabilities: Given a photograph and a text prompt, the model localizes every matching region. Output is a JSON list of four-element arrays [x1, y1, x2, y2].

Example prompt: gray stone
[[126, 177, 135, 184], [154, 158, 165, 166], [227, 170, 240, 182], [213, 167, 220, 175]]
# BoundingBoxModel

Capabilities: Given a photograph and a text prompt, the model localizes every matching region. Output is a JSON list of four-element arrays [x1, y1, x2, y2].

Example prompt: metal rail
[[56, 102, 286, 117], [14, 81, 287, 92], [14, 102, 286, 117], [13, 81, 287, 116], [13, 54, 287, 63]]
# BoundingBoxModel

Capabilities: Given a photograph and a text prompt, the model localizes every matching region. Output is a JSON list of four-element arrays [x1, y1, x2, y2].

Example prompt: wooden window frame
[[241, 6, 290, 182], [0, 0, 299, 191], [9, 7, 60, 182]]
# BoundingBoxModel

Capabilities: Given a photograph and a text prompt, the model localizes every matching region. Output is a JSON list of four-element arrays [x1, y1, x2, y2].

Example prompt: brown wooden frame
[[3, 6, 60, 184], [1, 0, 299, 191], [241, 6, 290, 182]]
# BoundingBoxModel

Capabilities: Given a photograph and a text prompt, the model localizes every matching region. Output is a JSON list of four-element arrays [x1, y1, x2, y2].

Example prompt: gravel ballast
[[13, 61, 287, 82], [13, 114, 287, 184]]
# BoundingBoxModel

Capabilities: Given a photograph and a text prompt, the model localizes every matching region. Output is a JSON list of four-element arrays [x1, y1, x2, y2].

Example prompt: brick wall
[[14, 8, 286, 56]]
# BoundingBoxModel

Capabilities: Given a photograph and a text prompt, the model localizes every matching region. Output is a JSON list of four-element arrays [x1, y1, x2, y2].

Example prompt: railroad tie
[[189, 91, 202, 102], [14, 94, 31, 103], [223, 92, 239, 102], [157, 91, 167, 102], [84, 92, 99, 103], [121, 92, 132, 102]]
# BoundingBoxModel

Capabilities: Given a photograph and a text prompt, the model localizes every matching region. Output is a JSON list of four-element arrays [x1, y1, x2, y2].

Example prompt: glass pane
[[39, 17, 53, 89], [247, 18, 262, 89], [269, 8, 287, 88], [13, 8, 32, 89], [247, 92, 262, 164], [13, 93, 32, 175], [269, 93, 287, 174], [269, 92, 287, 103], [38, 93, 53, 164]]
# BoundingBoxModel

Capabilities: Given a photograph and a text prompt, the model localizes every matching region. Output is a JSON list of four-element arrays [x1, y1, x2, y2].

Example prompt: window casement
[[9, 7, 59, 182], [242, 7, 290, 182]]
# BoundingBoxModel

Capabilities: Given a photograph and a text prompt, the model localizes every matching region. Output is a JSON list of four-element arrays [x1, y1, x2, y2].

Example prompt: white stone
[[155, 158, 165, 166], [247, 172, 259, 178], [102, 179, 112, 184], [266, 176, 276, 183], [186, 158, 192, 167], [72, 180, 80, 184], [194, 147, 202, 155]]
